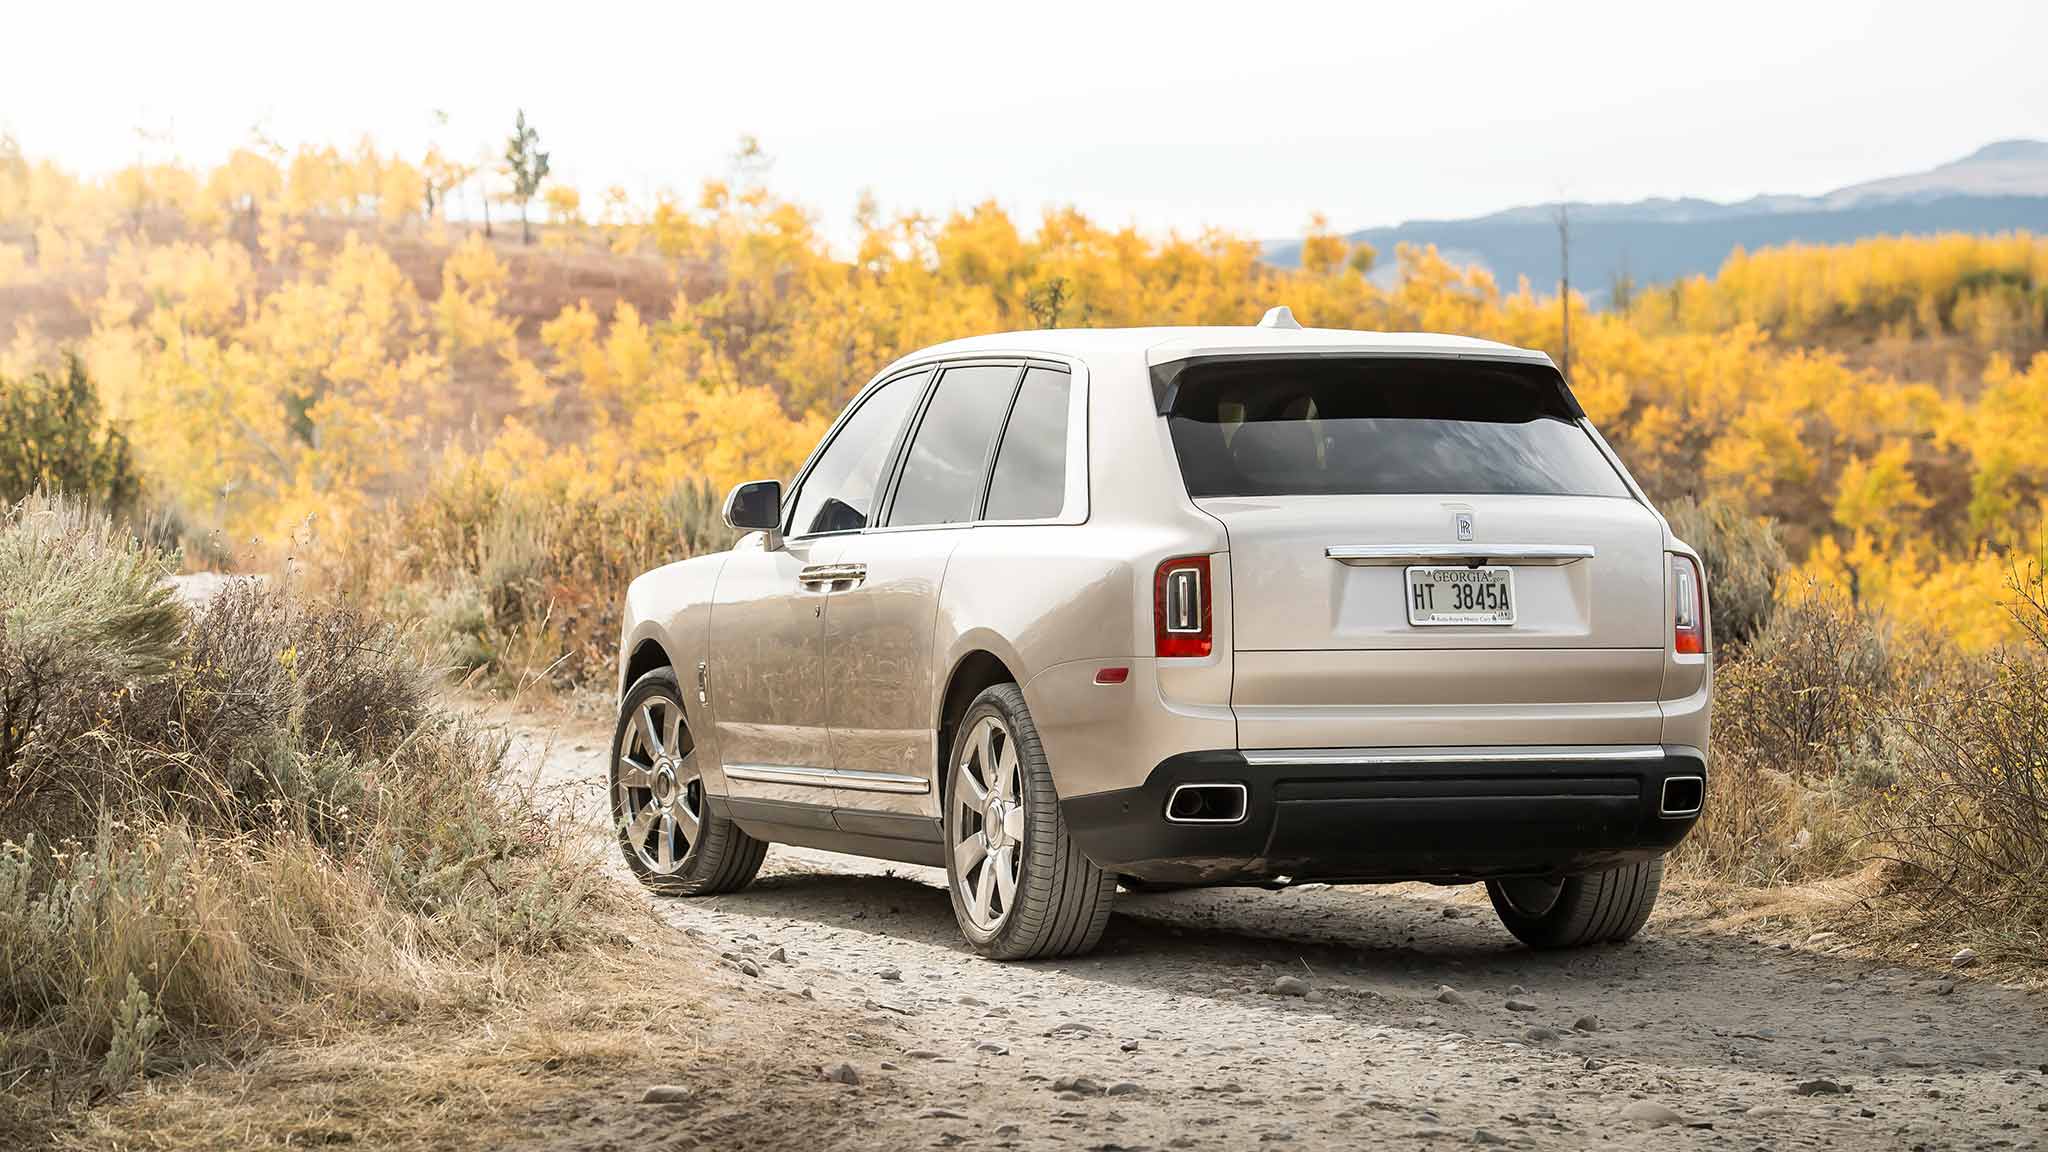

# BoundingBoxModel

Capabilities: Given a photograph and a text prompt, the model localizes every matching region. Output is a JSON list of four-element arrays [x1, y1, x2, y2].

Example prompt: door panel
[[707, 536, 841, 806], [823, 530, 959, 816], [709, 365, 933, 811]]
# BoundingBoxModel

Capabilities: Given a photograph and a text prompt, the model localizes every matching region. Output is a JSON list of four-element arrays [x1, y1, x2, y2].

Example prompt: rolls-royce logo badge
[[1455, 512, 1474, 542]]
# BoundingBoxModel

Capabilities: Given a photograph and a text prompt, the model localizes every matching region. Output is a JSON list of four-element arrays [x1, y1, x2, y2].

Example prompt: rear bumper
[[1060, 745, 1703, 885]]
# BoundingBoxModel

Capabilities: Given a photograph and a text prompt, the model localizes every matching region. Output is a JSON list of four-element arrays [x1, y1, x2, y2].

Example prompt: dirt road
[[510, 706, 2048, 1151]]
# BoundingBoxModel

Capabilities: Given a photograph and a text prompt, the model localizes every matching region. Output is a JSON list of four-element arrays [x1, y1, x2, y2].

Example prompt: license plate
[[1405, 565, 1515, 626]]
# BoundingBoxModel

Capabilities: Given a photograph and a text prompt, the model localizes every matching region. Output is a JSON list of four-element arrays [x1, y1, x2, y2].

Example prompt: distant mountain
[[1264, 141, 2048, 303]]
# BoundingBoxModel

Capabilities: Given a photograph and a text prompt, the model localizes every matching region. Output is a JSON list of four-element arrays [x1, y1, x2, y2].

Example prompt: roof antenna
[[1258, 305, 1303, 330]]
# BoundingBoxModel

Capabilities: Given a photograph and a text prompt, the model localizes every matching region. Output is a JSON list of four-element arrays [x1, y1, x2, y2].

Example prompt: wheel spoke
[[972, 857, 996, 921], [617, 758, 655, 789], [677, 778, 703, 844], [954, 832, 987, 876], [995, 737, 1018, 802], [626, 799, 659, 847], [992, 845, 1017, 912], [974, 721, 997, 794], [959, 766, 989, 817], [663, 704, 683, 760], [657, 812, 677, 870], [1004, 804, 1025, 845], [638, 704, 664, 759]]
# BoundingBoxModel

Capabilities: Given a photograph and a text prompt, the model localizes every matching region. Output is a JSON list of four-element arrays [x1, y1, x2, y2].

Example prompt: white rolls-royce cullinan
[[610, 310, 1711, 959]]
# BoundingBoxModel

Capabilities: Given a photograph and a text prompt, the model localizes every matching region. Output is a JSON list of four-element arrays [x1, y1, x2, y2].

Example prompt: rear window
[[1166, 357, 1630, 499]]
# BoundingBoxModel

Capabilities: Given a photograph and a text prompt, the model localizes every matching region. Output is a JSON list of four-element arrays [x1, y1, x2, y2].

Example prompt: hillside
[[1265, 141, 2048, 302], [3, 144, 2048, 660]]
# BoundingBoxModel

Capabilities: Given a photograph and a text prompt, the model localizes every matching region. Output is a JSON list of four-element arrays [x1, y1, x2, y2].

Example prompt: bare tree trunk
[[1555, 203, 1572, 381]]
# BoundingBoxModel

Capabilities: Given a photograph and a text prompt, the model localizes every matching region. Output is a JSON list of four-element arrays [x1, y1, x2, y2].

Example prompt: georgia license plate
[[1405, 565, 1515, 626]]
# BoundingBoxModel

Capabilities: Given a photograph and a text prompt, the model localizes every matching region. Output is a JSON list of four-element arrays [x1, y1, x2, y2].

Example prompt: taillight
[[1154, 555, 1212, 658], [1671, 554, 1706, 655]]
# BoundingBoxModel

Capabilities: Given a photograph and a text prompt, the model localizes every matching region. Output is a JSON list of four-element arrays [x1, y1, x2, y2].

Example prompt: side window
[[984, 366, 1072, 521], [887, 364, 1021, 527], [786, 369, 928, 537]]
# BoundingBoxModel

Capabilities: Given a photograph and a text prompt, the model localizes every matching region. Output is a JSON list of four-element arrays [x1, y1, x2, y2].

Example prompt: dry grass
[[1868, 568, 2048, 961], [1675, 586, 1897, 885], [0, 494, 624, 1141], [1675, 556, 2048, 967], [3, 901, 873, 1152], [6, 906, 644, 1150], [324, 468, 732, 690]]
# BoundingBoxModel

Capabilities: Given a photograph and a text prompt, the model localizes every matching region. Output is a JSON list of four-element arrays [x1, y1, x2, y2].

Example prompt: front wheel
[[943, 683, 1116, 959], [1486, 857, 1664, 949], [611, 668, 766, 895]]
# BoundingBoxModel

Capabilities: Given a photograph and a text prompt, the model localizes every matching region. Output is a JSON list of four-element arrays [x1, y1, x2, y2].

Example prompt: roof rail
[[1258, 305, 1303, 330]]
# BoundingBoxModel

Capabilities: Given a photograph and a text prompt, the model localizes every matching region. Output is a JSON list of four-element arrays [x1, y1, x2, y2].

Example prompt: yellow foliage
[[545, 185, 582, 225], [5, 143, 2048, 650], [1833, 441, 1931, 541]]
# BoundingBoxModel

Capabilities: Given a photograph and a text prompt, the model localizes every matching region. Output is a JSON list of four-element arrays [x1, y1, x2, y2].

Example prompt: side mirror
[[723, 479, 783, 543]]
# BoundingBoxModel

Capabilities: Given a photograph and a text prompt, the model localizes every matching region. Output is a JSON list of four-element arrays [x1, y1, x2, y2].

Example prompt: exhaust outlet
[[1165, 782, 1248, 825], [1660, 775, 1704, 817]]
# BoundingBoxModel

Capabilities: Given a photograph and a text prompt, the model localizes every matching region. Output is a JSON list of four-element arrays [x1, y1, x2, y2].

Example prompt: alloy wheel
[[951, 714, 1026, 932], [615, 694, 702, 875]]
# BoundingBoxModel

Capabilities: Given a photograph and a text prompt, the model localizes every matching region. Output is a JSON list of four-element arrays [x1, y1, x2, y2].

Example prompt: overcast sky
[[6, 0, 2045, 241]]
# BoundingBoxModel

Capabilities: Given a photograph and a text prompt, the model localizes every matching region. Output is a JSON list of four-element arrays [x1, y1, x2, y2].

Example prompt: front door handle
[[798, 563, 867, 589]]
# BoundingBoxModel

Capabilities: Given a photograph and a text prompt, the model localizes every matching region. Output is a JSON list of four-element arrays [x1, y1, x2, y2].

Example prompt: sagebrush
[[0, 494, 608, 1096]]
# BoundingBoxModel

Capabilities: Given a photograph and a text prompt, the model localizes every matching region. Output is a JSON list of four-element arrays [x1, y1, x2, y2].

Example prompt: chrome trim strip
[[1240, 745, 1666, 767], [724, 763, 930, 794], [1326, 544, 1596, 566]]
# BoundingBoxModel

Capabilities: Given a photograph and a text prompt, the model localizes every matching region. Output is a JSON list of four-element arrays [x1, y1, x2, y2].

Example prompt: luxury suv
[[611, 310, 1711, 959]]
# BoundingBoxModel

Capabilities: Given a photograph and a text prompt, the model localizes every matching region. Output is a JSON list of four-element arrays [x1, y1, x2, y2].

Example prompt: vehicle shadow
[[695, 860, 2048, 1081]]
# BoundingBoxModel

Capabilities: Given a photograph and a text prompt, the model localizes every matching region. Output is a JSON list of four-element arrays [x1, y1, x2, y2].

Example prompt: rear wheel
[[1486, 856, 1663, 949], [943, 684, 1116, 959], [611, 668, 766, 895]]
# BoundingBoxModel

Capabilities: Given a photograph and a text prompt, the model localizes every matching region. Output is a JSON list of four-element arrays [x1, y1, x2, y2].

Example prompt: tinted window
[[888, 364, 1020, 527], [984, 366, 1072, 521], [786, 370, 927, 537], [1168, 358, 1628, 499]]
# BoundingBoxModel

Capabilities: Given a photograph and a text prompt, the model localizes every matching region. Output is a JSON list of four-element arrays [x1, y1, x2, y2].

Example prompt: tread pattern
[[1486, 856, 1664, 949], [949, 683, 1116, 960], [614, 669, 767, 898]]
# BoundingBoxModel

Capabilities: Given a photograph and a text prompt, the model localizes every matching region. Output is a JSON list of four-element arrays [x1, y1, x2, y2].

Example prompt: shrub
[[1665, 496, 1789, 651], [328, 469, 735, 689], [0, 495, 184, 819], [1715, 582, 1896, 781], [0, 495, 606, 1084], [1874, 562, 2048, 960], [0, 358, 141, 518], [1677, 584, 1898, 883]]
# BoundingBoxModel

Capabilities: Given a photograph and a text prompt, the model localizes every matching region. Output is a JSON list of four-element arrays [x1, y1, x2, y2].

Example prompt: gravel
[[1269, 975, 1312, 997], [517, 707, 2048, 1152], [1617, 1100, 1686, 1127]]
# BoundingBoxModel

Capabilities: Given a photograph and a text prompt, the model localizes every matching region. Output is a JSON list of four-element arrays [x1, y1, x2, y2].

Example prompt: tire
[[610, 668, 766, 896], [1486, 856, 1664, 949], [942, 683, 1116, 959]]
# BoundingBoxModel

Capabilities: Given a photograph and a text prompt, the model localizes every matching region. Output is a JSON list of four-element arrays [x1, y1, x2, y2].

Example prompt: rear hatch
[[1164, 355, 1669, 734]]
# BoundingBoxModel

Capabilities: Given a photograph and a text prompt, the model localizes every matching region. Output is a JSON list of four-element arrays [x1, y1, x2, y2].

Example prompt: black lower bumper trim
[[1060, 747, 1703, 886]]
